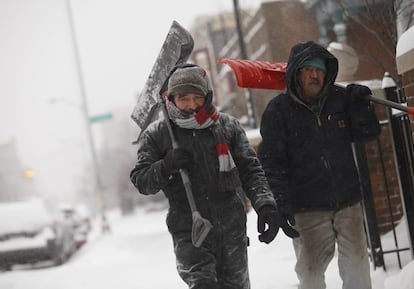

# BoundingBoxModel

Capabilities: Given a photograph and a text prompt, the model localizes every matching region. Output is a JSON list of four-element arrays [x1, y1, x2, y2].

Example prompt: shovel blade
[[191, 211, 213, 247], [131, 20, 194, 129], [217, 58, 287, 90]]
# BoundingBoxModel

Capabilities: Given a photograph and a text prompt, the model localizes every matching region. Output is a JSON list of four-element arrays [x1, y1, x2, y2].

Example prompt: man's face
[[173, 93, 206, 114], [298, 66, 325, 102]]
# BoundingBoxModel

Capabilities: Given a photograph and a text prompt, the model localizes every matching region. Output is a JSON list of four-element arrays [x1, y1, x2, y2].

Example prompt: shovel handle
[[367, 95, 414, 116], [160, 101, 199, 213], [161, 102, 212, 247], [180, 169, 198, 212]]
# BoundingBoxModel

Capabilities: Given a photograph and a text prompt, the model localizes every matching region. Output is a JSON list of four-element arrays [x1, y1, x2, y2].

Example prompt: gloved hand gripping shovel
[[161, 102, 213, 247]]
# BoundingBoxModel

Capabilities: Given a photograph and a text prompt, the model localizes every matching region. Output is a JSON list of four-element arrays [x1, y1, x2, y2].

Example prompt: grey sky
[[0, 0, 262, 203]]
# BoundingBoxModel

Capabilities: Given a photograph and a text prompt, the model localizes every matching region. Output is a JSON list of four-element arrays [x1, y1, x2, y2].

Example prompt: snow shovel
[[365, 94, 414, 116], [161, 101, 213, 247], [130, 20, 212, 247], [217, 58, 414, 116]]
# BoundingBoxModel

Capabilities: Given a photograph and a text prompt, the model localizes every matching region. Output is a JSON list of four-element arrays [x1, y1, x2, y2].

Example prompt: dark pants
[[172, 223, 250, 289]]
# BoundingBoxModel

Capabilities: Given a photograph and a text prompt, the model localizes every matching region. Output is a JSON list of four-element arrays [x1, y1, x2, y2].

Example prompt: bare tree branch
[[338, 0, 397, 59]]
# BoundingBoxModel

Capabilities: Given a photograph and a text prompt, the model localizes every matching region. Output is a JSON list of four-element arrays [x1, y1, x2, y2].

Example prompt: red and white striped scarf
[[165, 96, 240, 190]]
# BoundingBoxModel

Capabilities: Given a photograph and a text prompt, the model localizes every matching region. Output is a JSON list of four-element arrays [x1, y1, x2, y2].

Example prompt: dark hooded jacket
[[258, 41, 381, 212], [130, 112, 276, 235]]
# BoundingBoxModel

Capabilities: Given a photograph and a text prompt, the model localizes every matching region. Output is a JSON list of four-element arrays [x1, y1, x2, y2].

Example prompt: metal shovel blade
[[191, 211, 213, 247], [131, 20, 194, 129]]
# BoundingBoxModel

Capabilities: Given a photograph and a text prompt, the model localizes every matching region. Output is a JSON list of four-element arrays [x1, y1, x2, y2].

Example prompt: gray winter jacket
[[130, 112, 276, 234]]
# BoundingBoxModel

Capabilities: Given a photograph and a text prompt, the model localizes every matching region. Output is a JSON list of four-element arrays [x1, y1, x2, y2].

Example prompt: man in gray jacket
[[130, 64, 297, 289]]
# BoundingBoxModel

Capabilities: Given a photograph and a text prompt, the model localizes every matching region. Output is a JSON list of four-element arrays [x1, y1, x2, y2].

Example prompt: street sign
[[89, 112, 112, 123]]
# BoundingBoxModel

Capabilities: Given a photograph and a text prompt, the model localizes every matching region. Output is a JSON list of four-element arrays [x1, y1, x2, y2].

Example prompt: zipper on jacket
[[301, 101, 322, 127], [316, 115, 322, 127], [321, 156, 331, 169]]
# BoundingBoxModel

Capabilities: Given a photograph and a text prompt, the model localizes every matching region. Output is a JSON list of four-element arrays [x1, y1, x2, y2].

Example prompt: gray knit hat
[[167, 66, 209, 97]]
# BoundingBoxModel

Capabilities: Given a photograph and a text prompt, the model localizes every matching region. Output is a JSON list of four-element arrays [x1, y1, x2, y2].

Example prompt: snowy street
[[0, 206, 412, 289]]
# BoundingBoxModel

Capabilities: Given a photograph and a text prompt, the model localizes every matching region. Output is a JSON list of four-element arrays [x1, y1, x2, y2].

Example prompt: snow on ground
[[0, 206, 412, 289]]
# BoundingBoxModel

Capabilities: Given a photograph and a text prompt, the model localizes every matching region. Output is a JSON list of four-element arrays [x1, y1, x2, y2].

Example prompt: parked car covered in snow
[[59, 204, 91, 248], [0, 198, 76, 270]]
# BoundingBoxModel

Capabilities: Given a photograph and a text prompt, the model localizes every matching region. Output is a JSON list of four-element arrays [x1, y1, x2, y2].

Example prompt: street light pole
[[232, 0, 257, 128], [65, 0, 110, 233]]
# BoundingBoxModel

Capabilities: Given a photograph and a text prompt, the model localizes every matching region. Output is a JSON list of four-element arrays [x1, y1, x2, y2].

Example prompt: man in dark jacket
[[258, 41, 380, 289], [130, 64, 296, 289]]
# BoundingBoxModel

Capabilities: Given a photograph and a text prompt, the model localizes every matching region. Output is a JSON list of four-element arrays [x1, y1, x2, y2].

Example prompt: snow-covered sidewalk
[[0, 207, 412, 289]]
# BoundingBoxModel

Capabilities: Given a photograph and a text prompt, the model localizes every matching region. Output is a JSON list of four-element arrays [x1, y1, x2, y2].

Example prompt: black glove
[[346, 84, 371, 107], [278, 205, 300, 239], [275, 194, 300, 239], [162, 148, 194, 175], [257, 205, 280, 244]]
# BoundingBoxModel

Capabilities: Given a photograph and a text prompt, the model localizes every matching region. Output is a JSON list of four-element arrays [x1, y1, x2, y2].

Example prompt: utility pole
[[232, 0, 257, 128], [65, 0, 110, 233]]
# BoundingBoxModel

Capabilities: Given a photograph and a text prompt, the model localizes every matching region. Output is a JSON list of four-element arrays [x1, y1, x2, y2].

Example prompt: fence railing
[[360, 73, 414, 270]]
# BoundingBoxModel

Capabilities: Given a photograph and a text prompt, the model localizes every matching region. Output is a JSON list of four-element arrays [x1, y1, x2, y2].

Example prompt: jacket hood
[[286, 41, 338, 102]]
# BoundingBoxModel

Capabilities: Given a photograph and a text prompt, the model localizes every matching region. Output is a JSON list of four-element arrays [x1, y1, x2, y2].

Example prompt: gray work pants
[[293, 202, 372, 289]]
